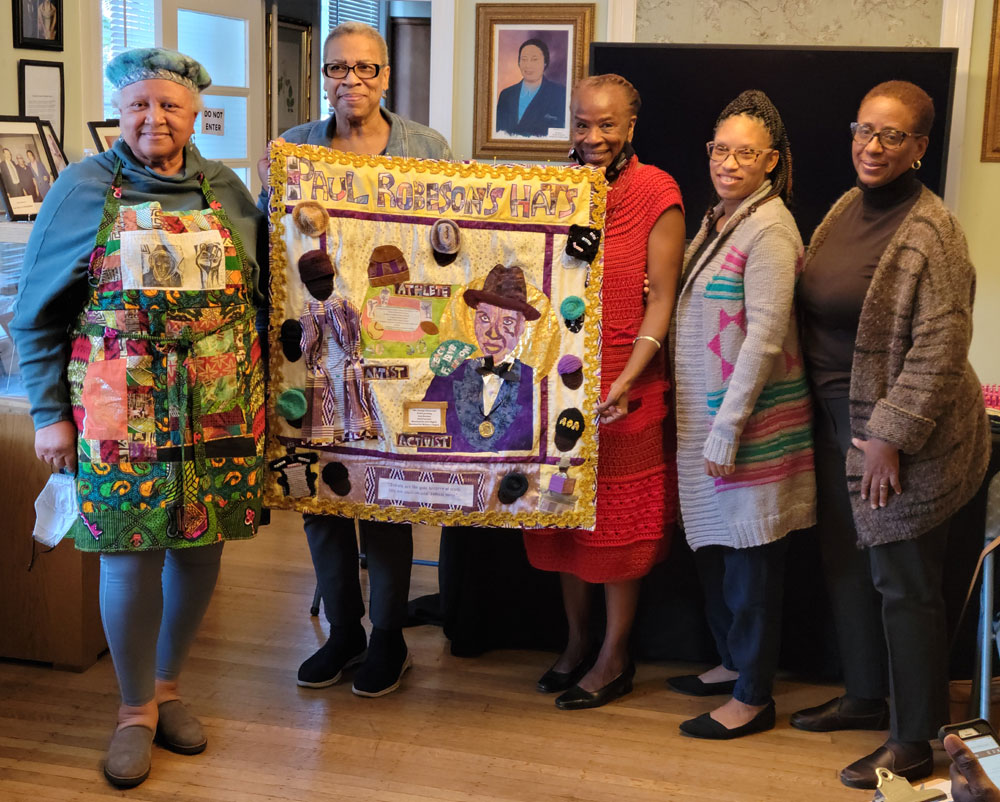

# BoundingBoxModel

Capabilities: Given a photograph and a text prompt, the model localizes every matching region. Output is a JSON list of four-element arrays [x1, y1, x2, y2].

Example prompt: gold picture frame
[[473, 3, 594, 161], [983, 0, 1000, 161]]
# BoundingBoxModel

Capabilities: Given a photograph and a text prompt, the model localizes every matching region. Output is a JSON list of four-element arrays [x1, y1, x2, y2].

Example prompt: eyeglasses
[[322, 61, 383, 80], [706, 142, 773, 166], [850, 122, 925, 149]]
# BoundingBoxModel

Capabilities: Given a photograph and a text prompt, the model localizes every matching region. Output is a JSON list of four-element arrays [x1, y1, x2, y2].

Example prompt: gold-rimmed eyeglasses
[[706, 142, 774, 166]]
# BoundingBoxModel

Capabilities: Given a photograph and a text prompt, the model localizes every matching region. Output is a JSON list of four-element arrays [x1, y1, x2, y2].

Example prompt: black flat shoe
[[536, 651, 597, 694], [679, 700, 776, 740], [666, 674, 737, 697], [555, 663, 635, 710], [839, 741, 933, 790], [790, 695, 889, 732]]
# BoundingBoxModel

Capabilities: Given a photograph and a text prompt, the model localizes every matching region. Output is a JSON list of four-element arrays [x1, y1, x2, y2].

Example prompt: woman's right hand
[[256, 138, 285, 186], [35, 420, 78, 473]]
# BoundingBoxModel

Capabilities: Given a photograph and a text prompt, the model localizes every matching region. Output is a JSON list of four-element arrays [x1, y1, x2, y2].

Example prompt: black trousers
[[813, 395, 949, 741], [696, 538, 789, 706], [303, 515, 413, 631]]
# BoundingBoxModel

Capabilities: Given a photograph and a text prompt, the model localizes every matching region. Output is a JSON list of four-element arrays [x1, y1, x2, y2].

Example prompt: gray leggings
[[99, 544, 223, 706]]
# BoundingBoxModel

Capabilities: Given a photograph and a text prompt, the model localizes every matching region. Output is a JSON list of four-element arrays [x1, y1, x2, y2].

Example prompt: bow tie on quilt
[[476, 356, 517, 382]]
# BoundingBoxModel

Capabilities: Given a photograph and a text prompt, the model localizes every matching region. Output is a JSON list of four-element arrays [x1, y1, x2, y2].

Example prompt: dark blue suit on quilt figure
[[421, 358, 534, 452], [495, 78, 566, 137]]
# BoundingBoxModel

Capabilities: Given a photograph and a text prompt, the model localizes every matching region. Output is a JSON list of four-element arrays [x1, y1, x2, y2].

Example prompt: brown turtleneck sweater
[[797, 171, 922, 398]]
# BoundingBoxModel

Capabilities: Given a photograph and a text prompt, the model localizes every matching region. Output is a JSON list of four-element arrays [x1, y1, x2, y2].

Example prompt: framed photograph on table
[[266, 14, 312, 140], [38, 119, 66, 174], [17, 59, 64, 144], [473, 3, 594, 160], [12, 0, 63, 51], [88, 119, 120, 153], [0, 116, 57, 221]]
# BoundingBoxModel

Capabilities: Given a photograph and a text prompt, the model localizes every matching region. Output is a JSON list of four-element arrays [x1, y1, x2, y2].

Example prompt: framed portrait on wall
[[88, 119, 121, 153], [983, 0, 1000, 160], [266, 14, 312, 141], [12, 0, 63, 51], [473, 3, 594, 160], [0, 116, 57, 221]]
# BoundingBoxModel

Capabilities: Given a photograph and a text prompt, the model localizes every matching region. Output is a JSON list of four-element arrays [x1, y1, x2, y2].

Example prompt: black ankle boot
[[296, 624, 367, 688], [352, 627, 412, 697]]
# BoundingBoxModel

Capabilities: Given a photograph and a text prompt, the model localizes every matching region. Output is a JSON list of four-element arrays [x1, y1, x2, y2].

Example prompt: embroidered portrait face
[[474, 302, 526, 362]]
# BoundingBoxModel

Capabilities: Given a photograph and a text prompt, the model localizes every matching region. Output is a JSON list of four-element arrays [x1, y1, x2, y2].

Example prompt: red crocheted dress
[[524, 157, 682, 583]]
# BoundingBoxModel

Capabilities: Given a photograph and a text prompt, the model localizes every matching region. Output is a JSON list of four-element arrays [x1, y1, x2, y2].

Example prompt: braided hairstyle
[[710, 89, 792, 217], [572, 73, 641, 115]]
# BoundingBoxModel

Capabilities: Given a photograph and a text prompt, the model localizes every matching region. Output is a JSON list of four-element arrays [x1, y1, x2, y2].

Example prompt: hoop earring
[[912, 159, 922, 170]]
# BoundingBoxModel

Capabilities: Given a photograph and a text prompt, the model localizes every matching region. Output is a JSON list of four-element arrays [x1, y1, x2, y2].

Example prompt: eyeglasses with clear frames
[[706, 142, 773, 166], [322, 62, 383, 80], [850, 122, 925, 149]]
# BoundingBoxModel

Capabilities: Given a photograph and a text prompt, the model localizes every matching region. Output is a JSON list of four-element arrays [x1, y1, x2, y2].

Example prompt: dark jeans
[[303, 515, 413, 631], [696, 538, 789, 706], [814, 395, 949, 741]]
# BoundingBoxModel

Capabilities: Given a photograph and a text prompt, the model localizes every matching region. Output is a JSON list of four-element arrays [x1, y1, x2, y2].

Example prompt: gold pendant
[[479, 420, 495, 438]]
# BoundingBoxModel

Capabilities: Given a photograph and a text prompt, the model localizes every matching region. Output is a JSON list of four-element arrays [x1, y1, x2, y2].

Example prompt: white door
[[159, 0, 266, 196]]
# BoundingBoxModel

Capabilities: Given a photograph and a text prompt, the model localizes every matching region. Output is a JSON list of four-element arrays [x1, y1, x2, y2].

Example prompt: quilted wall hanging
[[264, 143, 606, 528]]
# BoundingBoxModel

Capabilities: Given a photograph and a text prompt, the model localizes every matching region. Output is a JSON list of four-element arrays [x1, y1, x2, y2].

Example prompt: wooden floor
[[0, 510, 954, 801]]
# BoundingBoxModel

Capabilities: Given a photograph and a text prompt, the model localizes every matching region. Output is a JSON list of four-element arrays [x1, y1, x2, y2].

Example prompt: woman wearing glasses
[[793, 81, 989, 789], [668, 90, 816, 739], [257, 22, 452, 697]]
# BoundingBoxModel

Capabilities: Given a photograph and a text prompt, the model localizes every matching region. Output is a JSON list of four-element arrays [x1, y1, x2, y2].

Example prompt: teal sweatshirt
[[11, 138, 267, 431]]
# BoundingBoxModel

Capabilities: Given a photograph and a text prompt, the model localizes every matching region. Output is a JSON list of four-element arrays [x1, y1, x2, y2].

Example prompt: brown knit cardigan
[[806, 185, 990, 547]]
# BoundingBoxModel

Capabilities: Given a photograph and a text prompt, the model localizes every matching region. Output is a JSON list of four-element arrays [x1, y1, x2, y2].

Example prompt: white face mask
[[33, 473, 79, 547]]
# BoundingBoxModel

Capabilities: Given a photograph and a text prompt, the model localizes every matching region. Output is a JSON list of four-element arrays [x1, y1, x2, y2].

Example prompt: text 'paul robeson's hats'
[[462, 264, 541, 321], [105, 47, 212, 93], [368, 245, 410, 287]]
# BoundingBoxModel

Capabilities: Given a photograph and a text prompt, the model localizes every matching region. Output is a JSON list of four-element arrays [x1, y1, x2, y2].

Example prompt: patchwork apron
[[67, 161, 264, 552]]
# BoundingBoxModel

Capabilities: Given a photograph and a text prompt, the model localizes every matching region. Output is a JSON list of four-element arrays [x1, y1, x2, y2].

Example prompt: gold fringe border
[[263, 143, 607, 530]]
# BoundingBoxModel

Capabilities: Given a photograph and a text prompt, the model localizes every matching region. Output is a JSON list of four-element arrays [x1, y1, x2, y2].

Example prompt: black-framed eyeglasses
[[706, 142, 773, 166], [850, 122, 925, 149], [322, 62, 383, 80]]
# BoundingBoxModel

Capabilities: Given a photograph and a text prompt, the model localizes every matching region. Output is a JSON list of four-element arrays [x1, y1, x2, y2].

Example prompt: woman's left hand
[[704, 459, 735, 478], [852, 436, 903, 509], [597, 378, 630, 424]]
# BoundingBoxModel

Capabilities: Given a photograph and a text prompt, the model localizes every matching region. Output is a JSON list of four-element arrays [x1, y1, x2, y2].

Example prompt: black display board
[[590, 44, 957, 240]]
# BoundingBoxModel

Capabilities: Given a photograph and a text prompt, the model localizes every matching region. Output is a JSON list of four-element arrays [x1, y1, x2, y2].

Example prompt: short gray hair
[[110, 84, 205, 115], [323, 21, 389, 65]]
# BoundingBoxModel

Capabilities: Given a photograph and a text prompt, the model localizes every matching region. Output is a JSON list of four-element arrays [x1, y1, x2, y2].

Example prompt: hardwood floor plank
[[0, 511, 949, 800]]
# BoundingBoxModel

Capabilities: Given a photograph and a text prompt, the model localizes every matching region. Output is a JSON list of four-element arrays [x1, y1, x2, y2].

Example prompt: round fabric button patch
[[276, 388, 308, 420], [497, 472, 529, 504], [292, 201, 329, 238], [322, 461, 351, 496]]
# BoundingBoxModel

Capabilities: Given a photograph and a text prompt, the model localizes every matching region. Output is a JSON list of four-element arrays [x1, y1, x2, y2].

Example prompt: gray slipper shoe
[[156, 699, 207, 755], [104, 724, 154, 788]]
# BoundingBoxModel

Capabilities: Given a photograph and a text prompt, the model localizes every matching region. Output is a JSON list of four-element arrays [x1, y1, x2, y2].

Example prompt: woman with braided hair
[[666, 90, 816, 739]]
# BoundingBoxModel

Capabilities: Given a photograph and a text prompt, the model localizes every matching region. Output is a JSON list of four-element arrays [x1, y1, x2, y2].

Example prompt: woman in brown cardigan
[[794, 80, 990, 790]]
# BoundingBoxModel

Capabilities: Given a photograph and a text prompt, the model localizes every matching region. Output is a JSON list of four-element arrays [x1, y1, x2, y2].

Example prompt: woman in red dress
[[523, 74, 684, 709]]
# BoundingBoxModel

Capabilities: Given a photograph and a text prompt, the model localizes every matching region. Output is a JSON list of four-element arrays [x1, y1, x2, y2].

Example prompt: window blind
[[101, 0, 156, 121]]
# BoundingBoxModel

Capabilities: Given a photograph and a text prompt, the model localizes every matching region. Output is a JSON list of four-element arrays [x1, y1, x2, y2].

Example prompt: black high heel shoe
[[536, 649, 598, 694], [555, 662, 635, 710]]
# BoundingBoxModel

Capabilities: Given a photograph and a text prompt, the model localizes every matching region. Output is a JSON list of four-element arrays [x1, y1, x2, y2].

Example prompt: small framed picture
[[12, 0, 63, 51], [17, 59, 64, 144], [38, 119, 67, 174], [473, 3, 595, 160], [0, 115, 57, 220], [88, 119, 121, 153]]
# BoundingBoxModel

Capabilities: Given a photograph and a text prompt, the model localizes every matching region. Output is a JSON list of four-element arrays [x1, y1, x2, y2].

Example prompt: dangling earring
[[912, 159, 922, 170]]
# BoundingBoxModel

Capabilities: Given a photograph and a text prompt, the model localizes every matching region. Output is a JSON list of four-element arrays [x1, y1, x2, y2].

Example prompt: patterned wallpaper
[[635, 0, 943, 46]]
